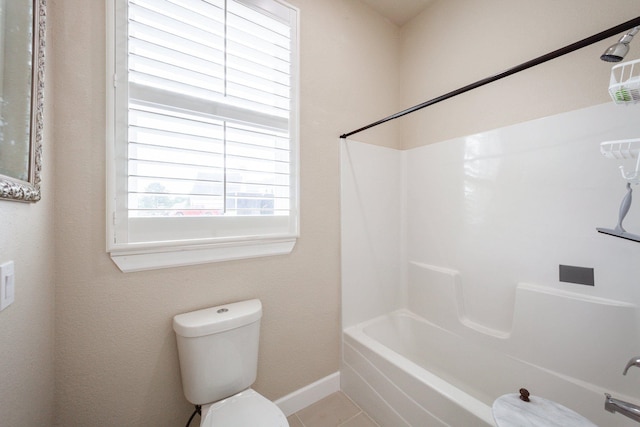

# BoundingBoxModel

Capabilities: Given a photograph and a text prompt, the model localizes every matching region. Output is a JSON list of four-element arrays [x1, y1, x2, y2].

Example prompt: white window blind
[[107, 0, 299, 271]]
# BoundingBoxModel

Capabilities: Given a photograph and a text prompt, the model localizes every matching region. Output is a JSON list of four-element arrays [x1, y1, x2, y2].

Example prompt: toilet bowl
[[201, 388, 288, 427], [173, 299, 289, 427]]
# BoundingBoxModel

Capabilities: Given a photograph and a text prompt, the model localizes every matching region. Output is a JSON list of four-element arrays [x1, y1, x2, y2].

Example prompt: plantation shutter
[[109, 0, 299, 253]]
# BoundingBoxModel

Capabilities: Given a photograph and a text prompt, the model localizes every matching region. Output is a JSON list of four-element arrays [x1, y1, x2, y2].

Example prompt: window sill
[[109, 237, 296, 272]]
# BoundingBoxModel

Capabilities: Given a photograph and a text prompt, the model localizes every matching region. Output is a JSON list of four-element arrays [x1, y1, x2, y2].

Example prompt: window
[[107, 0, 299, 272]]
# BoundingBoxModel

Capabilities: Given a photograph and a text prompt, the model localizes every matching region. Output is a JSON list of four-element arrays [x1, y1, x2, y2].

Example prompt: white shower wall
[[342, 102, 640, 333], [341, 141, 403, 328]]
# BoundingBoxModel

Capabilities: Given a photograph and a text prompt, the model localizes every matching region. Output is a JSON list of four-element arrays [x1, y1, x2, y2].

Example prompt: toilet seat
[[201, 388, 289, 427]]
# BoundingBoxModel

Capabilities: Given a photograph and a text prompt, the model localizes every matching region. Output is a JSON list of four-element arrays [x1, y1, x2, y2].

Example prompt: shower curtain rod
[[339, 16, 640, 140]]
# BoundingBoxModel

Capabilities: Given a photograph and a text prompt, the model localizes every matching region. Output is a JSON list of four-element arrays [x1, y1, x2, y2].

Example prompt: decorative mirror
[[0, 0, 45, 202]]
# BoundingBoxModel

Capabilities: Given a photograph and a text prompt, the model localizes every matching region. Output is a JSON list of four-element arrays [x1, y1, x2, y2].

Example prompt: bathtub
[[342, 307, 640, 427], [341, 261, 640, 426], [342, 309, 496, 426]]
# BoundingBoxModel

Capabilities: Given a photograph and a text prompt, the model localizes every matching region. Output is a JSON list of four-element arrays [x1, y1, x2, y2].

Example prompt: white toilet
[[173, 299, 289, 427]]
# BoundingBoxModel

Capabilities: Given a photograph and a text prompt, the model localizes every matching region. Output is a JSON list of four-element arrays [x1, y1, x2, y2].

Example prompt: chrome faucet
[[605, 393, 640, 423], [604, 356, 640, 423], [624, 357, 640, 375]]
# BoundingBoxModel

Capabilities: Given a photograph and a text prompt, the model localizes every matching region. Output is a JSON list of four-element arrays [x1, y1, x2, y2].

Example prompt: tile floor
[[287, 392, 379, 427]]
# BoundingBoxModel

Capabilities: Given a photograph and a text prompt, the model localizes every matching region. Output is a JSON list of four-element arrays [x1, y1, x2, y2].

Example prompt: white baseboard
[[274, 372, 340, 416]]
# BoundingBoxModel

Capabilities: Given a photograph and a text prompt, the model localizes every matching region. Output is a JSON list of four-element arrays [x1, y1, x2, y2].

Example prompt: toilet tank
[[173, 299, 262, 405]]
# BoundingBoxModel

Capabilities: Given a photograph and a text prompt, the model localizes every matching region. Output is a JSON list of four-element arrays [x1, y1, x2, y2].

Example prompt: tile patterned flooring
[[287, 392, 379, 427]]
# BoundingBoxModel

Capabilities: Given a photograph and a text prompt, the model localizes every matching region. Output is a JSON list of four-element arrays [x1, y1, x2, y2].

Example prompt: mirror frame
[[0, 0, 45, 203]]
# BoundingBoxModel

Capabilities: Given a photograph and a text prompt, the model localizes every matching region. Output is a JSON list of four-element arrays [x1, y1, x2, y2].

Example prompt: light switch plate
[[0, 261, 15, 311]]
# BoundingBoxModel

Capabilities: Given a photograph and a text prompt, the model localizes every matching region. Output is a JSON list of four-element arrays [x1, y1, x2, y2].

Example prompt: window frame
[[106, 0, 300, 272]]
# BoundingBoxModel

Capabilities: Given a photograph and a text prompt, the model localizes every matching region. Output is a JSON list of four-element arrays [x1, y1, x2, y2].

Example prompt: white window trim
[[110, 238, 296, 273], [105, 0, 300, 272]]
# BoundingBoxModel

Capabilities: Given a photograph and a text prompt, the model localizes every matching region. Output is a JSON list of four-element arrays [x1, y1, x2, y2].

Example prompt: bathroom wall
[[404, 102, 640, 335], [50, 0, 399, 426], [0, 12, 56, 426], [399, 0, 640, 149]]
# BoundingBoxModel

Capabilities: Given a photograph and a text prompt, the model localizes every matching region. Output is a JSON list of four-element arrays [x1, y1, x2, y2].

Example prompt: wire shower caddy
[[608, 58, 640, 104]]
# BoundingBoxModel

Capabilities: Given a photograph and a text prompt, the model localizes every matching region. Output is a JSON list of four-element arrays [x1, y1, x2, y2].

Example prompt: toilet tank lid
[[173, 299, 262, 338]]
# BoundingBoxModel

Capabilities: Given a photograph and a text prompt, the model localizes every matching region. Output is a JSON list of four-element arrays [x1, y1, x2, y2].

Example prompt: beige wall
[[51, 0, 398, 426], [0, 9, 56, 426], [400, 0, 640, 149]]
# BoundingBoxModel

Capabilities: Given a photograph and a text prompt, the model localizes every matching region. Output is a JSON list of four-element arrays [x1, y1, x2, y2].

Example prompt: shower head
[[601, 26, 640, 62]]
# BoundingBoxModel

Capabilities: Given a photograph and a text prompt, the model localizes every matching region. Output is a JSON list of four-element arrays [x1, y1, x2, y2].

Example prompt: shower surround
[[340, 102, 640, 426]]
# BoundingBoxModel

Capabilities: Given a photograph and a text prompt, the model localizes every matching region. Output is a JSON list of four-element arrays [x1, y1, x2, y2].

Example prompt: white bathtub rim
[[351, 307, 615, 396]]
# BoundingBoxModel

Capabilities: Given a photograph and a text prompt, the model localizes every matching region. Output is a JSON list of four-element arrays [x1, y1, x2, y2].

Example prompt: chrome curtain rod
[[339, 16, 640, 140]]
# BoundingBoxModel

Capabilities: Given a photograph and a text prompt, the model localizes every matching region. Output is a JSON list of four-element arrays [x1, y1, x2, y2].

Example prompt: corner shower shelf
[[600, 138, 640, 183], [597, 138, 640, 243], [609, 59, 640, 104]]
